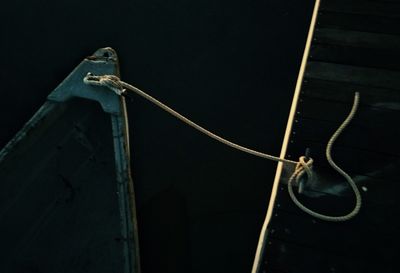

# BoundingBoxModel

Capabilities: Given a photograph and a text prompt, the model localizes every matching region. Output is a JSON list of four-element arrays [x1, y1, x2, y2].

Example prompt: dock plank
[[305, 62, 400, 90], [314, 28, 400, 50], [310, 43, 400, 71], [293, 117, 400, 156], [320, 0, 400, 18], [301, 78, 400, 107], [318, 10, 400, 35], [296, 96, 400, 134]]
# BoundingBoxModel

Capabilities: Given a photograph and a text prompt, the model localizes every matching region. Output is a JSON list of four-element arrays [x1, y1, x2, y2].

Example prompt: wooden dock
[[255, 0, 400, 272]]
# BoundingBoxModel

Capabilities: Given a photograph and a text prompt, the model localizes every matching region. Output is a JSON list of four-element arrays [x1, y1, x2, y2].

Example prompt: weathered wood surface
[[261, 1, 400, 272]]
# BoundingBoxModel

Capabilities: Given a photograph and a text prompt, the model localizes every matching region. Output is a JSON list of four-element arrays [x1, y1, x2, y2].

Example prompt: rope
[[83, 73, 361, 221], [83, 73, 299, 165], [288, 92, 362, 221]]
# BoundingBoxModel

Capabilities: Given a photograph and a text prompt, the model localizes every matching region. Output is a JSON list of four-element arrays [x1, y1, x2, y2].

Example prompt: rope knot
[[293, 155, 314, 187], [83, 73, 125, 95]]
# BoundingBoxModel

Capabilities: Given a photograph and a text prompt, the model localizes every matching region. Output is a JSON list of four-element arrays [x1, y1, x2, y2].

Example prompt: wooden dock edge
[[250, 1, 321, 272]]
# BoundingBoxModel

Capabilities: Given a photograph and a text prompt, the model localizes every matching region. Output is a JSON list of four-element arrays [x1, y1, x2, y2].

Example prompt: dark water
[[0, 1, 313, 272]]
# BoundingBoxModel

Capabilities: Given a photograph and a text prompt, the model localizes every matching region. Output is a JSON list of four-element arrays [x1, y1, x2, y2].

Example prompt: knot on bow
[[83, 73, 125, 95]]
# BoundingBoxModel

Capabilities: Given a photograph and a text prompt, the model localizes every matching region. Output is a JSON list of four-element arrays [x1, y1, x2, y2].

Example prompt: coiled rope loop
[[84, 73, 361, 221], [288, 92, 362, 221]]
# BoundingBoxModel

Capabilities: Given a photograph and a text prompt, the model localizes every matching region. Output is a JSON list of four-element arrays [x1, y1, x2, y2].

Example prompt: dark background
[[0, 1, 313, 272]]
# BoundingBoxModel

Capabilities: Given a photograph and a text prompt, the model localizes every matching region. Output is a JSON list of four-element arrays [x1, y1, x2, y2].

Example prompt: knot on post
[[293, 155, 314, 187]]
